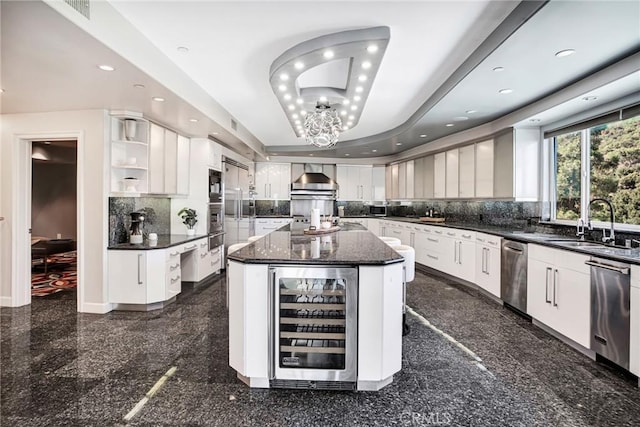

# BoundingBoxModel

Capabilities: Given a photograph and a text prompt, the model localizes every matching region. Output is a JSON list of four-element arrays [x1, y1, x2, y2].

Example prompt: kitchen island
[[227, 222, 405, 391]]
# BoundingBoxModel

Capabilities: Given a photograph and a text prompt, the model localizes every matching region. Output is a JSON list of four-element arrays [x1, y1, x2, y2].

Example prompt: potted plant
[[178, 207, 198, 235]]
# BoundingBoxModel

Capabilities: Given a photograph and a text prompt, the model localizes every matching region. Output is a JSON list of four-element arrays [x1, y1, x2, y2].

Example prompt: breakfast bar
[[227, 222, 405, 391]]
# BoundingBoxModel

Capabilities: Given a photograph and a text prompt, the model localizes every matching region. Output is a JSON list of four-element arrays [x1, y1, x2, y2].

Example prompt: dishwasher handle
[[503, 245, 524, 254], [585, 260, 629, 275]]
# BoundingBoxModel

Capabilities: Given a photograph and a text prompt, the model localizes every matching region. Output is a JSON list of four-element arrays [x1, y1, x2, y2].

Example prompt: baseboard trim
[[0, 296, 16, 307], [80, 302, 113, 314]]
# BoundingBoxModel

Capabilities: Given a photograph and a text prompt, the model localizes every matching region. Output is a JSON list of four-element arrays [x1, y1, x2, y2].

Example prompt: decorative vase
[[186, 228, 195, 236], [123, 119, 137, 141]]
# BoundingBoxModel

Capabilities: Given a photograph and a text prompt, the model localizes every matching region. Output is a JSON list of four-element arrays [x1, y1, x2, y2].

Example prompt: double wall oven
[[269, 266, 358, 389], [208, 169, 224, 251]]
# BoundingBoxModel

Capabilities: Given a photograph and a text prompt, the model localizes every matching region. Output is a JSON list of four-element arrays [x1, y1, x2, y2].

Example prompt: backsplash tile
[[255, 200, 290, 216], [108, 197, 171, 245]]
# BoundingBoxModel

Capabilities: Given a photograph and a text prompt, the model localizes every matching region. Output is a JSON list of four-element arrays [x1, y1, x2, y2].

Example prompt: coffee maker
[[129, 211, 145, 244]]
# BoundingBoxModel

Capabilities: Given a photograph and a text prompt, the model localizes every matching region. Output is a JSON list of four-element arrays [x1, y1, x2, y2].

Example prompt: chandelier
[[304, 102, 343, 148]]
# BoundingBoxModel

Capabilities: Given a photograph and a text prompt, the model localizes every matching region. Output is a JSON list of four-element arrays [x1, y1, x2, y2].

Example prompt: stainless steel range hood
[[291, 164, 339, 192]]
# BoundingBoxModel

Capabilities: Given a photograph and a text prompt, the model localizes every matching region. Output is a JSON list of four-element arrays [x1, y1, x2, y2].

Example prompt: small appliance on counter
[[368, 205, 387, 216], [129, 211, 145, 244]]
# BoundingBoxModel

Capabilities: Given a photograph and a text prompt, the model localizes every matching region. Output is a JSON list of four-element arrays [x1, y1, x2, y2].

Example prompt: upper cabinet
[[458, 145, 475, 199], [109, 115, 150, 195], [255, 163, 291, 200], [149, 123, 191, 196], [475, 139, 494, 198], [372, 166, 386, 201], [337, 165, 373, 201], [495, 128, 540, 201], [208, 139, 222, 171], [433, 152, 446, 198]]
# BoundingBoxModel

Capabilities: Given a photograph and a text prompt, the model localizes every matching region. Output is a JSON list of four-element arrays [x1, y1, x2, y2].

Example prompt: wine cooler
[[270, 266, 358, 388]]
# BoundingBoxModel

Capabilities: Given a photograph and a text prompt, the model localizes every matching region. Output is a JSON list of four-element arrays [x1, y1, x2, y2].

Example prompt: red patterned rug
[[32, 251, 77, 297]]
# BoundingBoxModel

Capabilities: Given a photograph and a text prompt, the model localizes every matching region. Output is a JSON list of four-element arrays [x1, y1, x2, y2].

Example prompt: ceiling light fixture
[[269, 27, 390, 144], [466, 110, 477, 114], [372, 149, 377, 153], [304, 102, 342, 148], [345, 154, 350, 156], [446, 123, 454, 127], [529, 118, 541, 122], [133, 84, 145, 89], [396, 142, 402, 146], [499, 88, 513, 94], [419, 134, 427, 138], [152, 97, 165, 102], [280, 73, 289, 81], [555, 49, 576, 58], [98, 65, 115, 71], [283, 93, 292, 100], [189, 118, 198, 123], [582, 96, 598, 101]]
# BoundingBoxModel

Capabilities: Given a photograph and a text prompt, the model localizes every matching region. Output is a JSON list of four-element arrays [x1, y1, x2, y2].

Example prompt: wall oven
[[208, 203, 224, 251], [209, 169, 222, 203], [270, 266, 358, 389]]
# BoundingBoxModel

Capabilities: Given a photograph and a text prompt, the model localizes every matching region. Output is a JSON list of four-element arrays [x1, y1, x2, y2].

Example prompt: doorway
[[30, 140, 78, 303]]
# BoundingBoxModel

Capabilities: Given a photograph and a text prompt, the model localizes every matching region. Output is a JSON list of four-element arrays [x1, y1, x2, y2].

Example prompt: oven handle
[[585, 260, 629, 274]]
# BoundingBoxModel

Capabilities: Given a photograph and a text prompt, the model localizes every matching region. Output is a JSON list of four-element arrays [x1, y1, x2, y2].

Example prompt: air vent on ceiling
[[64, 0, 90, 19], [231, 119, 238, 131]]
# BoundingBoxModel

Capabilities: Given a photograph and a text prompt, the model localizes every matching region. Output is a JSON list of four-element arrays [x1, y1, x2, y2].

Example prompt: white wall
[[0, 110, 109, 311]]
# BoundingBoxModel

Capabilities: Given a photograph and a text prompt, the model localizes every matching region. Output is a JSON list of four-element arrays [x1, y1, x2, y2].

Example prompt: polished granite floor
[[2, 270, 640, 426]]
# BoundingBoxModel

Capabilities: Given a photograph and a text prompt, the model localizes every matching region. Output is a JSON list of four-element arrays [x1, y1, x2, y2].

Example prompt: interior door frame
[[13, 131, 84, 310]]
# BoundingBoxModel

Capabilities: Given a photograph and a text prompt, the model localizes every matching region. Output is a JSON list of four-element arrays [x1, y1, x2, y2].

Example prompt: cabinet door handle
[[171, 275, 181, 284], [447, 232, 456, 236], [269, 183, 272, 198], [545, 267, 552, 304], [458, 241, 462, 264], [170, 263, 180, 271], [185, 244, 197, 250], [434, 230, 442, 235], [138, 254, 143, 285], [485, 248, 490, 274], [200, 252, 208, 259], [462, 234, 472, 239], [211, 248, 220, 254], [477, 238, 485, 243], [427, 254, 438, 260], [170, 251, 180, 257], [553, 269, 558, 307], [427, 237, 438, 243]]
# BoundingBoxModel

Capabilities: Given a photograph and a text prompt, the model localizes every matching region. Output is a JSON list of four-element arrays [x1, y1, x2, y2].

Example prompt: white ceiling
[[2, 1, 639, 161]]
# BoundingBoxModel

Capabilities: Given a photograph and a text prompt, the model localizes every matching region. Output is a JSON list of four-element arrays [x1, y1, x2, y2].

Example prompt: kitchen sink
[[545, 239, 629, 250]]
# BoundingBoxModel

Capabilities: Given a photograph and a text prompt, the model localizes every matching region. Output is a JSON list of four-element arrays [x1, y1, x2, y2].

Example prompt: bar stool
[[226, 242, 249, 308], [380, 236, 401, 247], [247, 235, 264, 243], [393, 244, 415, 336]]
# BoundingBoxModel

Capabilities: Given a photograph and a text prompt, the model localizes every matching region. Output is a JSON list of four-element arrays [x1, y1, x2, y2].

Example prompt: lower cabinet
[[527, 244, 591, 348], [630, 265, 640, 376], [182, 239, 222, 282], [108, 250, 169, 304], [255, 218, 292, 235], [475, 232, 501, 297]]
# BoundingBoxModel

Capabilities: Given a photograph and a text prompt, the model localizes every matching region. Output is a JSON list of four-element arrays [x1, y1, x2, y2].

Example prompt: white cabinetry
[[108, 249, 168, 304], [475, 233, 501, 297], [208, 139, 222, 171], [255, 218, 292, 235], [494, 128, 540, 200], [372, 166, 386, 200], [255, 163, 291, 200], [527, 244, 590, 347], [183, 238, 222, 282], [442, 228, 476, 282], [445, 149, 459, 198], [475, 139, 494, 198], [413, 156, 434, 199], [434, 153, 446, 198], [630, 265, 640, 376], [336, 165, 373, 201], [149, 123, 190, 195], [458, 145, 475, 198], [109, 115, 150, 195]]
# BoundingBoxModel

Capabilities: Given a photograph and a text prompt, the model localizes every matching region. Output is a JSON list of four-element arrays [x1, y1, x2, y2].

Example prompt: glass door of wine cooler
[[271, 266, 358, 383]]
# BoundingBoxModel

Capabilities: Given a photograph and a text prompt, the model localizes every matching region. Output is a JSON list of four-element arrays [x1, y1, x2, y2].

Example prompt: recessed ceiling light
[[355, 86, 363, 93], [419, 134, 427, 138], [350, 105, 357, 111], [348, 115, 355, 120], [347, 121, 353, 126], [353, 96, 361, 101], [372, 149, 377, 153], [396, 142, 402, 146], [345, 154, 350, 156], [278, 84, 287, 92], [582, 96, 598, 101], [292, 113, 299, 119], [367, 44, 378, 53], [212, 132, 219, 135], [319, 96, 327, 102], [466, 110, 477, 114], [529, 118, 541, 122], [0, 89, 4, 93], [555, 49, 575, 58], [295, 120, 301, 125], [189, 118, 198, 123], [362, 61, 372, 69], [309, 154, 314, 156], [296, 98, 303, 105], [323, 50, 334, 59], [177, 46, 189, 54], [342, 99, 350, 105], [300, 110, 307, 116], [288, 104, 295, 111], [133, 84, 145, 89], [499, 88, 513, 94], [343, 126, 349, 131], [340, 110, 347, 116], [98, 64, 115, 71], [294, 61, 305, 70], [446, 123, 454, 127], [358, 75, 367, 82], [493, 66, 504, 72], [152, 97, 165, 102], [453, 116, 468, 121], [280, 73, 289, 81], [283, 93, 292, 100]]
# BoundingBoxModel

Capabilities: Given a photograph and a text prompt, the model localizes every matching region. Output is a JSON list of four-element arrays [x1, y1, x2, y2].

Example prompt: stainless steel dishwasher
[[501, 240, 528, 313], [586, 257, 630, 370]]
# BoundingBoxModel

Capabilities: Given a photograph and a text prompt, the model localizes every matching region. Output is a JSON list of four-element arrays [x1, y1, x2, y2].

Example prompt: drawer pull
[[446, 232, 455, 236], [170, 251, 180, 257], [171, 275, 181, 283], [427, 254, 439, 260], [200, 242, 208, 248], [185, 244, 197, 250], [200, 252, 208, 259], [169, 263, 180, 271], [462, 234, 472, 239], [211, 248, 220, 254], [477, 238, 485, 243], [434, 230, 442, 234], [427, 237, 438, 242]]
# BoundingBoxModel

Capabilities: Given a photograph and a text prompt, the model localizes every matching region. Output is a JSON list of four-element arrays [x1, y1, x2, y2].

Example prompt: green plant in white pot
[[178, 208, 198, 236]]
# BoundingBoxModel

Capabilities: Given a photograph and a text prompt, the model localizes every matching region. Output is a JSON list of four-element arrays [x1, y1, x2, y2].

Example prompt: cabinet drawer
[[529, 244, 590, 274], [181, 240, 201, 253], [476, 232, 501, 247], [166, 247, 182, 261]]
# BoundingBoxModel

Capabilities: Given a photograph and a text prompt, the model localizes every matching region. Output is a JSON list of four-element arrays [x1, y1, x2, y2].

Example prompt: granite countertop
[[376, 216, 640, 264], [228, 223, 404, 265], [108, 234, 208, 250]]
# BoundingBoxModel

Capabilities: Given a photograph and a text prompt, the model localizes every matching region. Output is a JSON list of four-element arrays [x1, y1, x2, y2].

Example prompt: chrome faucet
[[576, 218, 586, 240], [587, 198, 615, 244]]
